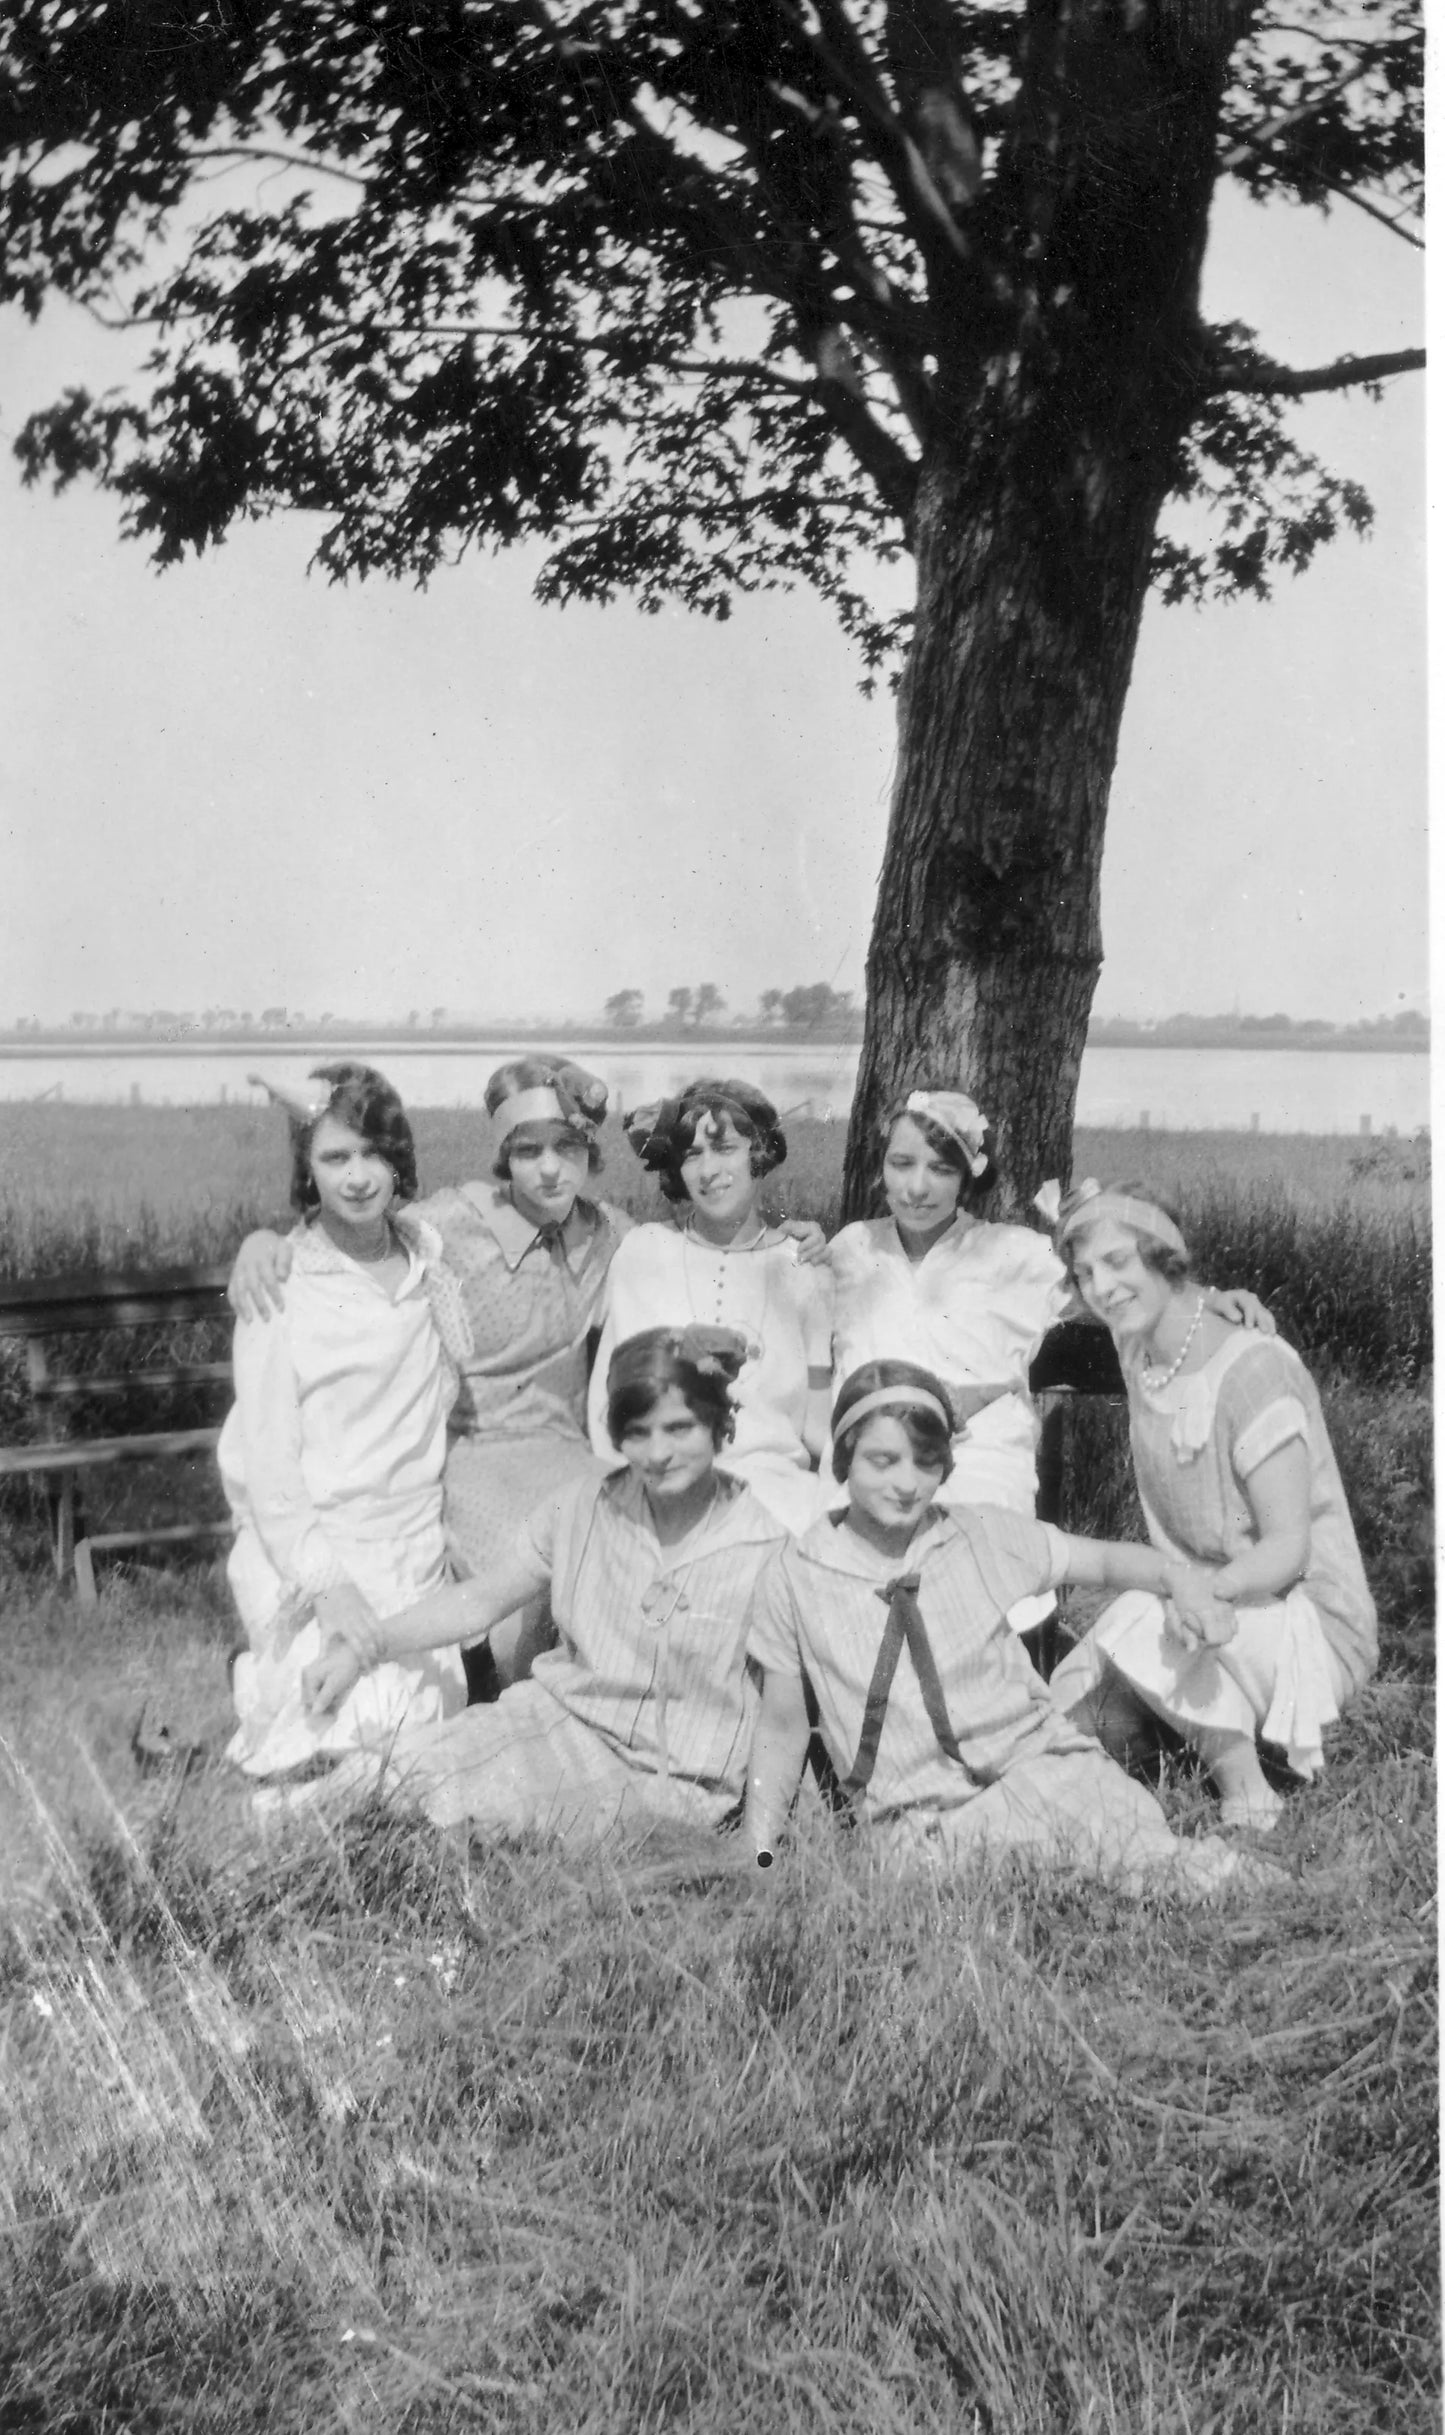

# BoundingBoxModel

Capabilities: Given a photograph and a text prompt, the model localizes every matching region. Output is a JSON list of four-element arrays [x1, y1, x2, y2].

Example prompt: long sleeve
[[226, 1315, 351, 1600]]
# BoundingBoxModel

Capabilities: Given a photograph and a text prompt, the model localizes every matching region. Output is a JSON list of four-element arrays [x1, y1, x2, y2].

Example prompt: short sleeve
[[746, 1548, 806, 1677], [510, 1488, 566, 1595], [955, 1505, 1057, 1611], [1217, 1342, 1313, 1478], [1233, 1397, 1310, 1476]]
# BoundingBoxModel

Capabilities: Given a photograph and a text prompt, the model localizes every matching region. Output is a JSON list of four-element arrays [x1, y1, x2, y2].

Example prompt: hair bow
[[623, 1097, 680, 1168], [674, 1324, 751, 1381], [248, 1073, 330, 1124], [551, 1062, 610, 1124], [905, 1089, 990, 1177], [1032, 1178, 1063, 1226]]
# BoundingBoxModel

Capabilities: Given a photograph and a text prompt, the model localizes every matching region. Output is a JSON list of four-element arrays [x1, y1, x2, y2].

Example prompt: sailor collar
[[604, 1465, 785, 1557], [795, 1503, 961, 1583]]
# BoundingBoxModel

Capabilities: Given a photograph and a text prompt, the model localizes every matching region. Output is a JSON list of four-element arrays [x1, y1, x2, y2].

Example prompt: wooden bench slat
[[42, 1364, 234, 1400], [0, 1426, 222, 1476], [0, 1262, 231, 1309], [73, 1520, 231, 1605], [0, 1291, 231, 1339]]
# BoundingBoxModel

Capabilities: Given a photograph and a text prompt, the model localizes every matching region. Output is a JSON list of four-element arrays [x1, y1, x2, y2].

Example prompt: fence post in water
[[1359, 1114, 1372, 1136], [1140, 1110, 1150, 1132], [1250, 1113, 1259, 1133]]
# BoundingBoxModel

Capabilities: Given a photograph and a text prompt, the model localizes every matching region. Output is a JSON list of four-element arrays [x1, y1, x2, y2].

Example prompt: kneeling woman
[[302, 1329, 786, 1837], [220, 1065, 467, 1777], [1047, 1181, 1376, 1829], [744, 1362, 1267, 1892]]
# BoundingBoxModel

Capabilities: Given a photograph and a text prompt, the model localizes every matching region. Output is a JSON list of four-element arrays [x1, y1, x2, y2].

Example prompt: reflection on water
[[0, 1040, 1430, 1135]]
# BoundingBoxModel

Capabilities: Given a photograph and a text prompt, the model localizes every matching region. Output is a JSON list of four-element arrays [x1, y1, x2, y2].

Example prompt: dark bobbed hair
[[647, 1080, 787, 1205], [291, 1064, 418, 1215], [1061, 1176, 1194, 1288], [830, 1359, 956, 1486], [604, 1328, 740, 1452], [486, 1056, 606, 1180], [879, 1093, 997, 1216]]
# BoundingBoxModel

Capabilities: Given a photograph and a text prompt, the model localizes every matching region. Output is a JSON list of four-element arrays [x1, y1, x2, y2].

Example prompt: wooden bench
[[0, 1265, 233, 1605]]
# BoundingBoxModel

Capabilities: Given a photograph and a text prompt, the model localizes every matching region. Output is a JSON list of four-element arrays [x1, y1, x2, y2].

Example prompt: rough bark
[[843, 0, 1247, 1221]]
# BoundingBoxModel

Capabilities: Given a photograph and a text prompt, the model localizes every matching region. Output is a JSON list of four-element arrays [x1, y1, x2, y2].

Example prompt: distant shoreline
[[0, 1026, 1428, 1058]]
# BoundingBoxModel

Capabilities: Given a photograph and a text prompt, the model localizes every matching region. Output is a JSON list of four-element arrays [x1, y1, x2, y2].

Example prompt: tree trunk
[[844, 0, 1243, 1221]]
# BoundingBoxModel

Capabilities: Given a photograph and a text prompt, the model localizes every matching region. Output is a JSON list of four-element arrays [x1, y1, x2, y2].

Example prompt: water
[[0, 1039, 1429, 1135]]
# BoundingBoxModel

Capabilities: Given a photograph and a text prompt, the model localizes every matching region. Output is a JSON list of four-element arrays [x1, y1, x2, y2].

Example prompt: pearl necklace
[[1140, 1291, 1207, 1391]]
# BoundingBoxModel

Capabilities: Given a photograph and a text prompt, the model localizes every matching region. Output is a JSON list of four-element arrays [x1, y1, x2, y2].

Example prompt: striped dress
[[383, 1468, 786, 1836], [747, 1506, 1251, 1890]]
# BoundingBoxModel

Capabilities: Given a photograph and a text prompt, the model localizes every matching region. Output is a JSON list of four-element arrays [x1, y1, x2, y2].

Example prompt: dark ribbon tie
[[842, 1572, 965, 1801]]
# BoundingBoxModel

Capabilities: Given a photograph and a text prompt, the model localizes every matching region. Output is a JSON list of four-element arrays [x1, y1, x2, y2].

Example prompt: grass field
[[0, 1104, 1435, 2431]]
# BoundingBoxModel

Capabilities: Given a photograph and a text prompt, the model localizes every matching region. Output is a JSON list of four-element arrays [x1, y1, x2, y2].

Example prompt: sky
[[0, 178, 1427, 1033]]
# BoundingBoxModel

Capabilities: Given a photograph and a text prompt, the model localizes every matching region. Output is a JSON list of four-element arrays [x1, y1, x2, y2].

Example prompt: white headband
[[1054, 1179, 1188, 1260], [494, 1085, 575, 1134], [836, 1384, 952, 1437]]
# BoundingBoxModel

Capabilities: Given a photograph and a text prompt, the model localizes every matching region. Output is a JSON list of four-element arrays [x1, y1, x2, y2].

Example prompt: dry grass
[[0, 1568, 1435, 2435]]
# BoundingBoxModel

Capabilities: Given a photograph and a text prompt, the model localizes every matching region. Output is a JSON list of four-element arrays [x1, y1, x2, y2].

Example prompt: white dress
[[1051, 1331, 1376, 1778], [218, 1212, 467, 1776], [828, 1214, 1071, 1628], [587, 1222, 833, 1537]]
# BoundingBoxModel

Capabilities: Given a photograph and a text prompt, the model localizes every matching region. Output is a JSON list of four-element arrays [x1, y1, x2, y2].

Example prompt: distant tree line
[[1088, 1009, 1429, 1048], [604, 985, 860, 1036]]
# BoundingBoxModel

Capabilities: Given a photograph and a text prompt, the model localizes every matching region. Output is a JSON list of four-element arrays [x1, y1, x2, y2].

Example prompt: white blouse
[[218, 1211, 456, 1626], [587, 1221, 833, 1537], [828, 1214, 1071, 1511]]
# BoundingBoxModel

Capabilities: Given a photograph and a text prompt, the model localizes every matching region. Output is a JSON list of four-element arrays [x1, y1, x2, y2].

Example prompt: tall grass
[[1, 1694, 1436, 2435]]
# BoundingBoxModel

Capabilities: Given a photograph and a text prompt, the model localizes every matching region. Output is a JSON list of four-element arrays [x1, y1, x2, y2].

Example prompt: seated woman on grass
[[743, 1361, 1270, 1893], [220, 1064, 468, 1779], [1045, 1181, 1377, 1830], [587, 1081, 833, 1539], [300, 1327, 786, 1837]]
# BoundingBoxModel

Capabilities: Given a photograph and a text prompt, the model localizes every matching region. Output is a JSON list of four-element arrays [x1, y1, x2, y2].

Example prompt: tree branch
[[767, 0, 973, 269], [808, 373, 919, 521], [188, 143, 371, 190], [1311, 170, 1424, 250], [1220, 51, 1415, 171], [1206, 345, 1424, 398]]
